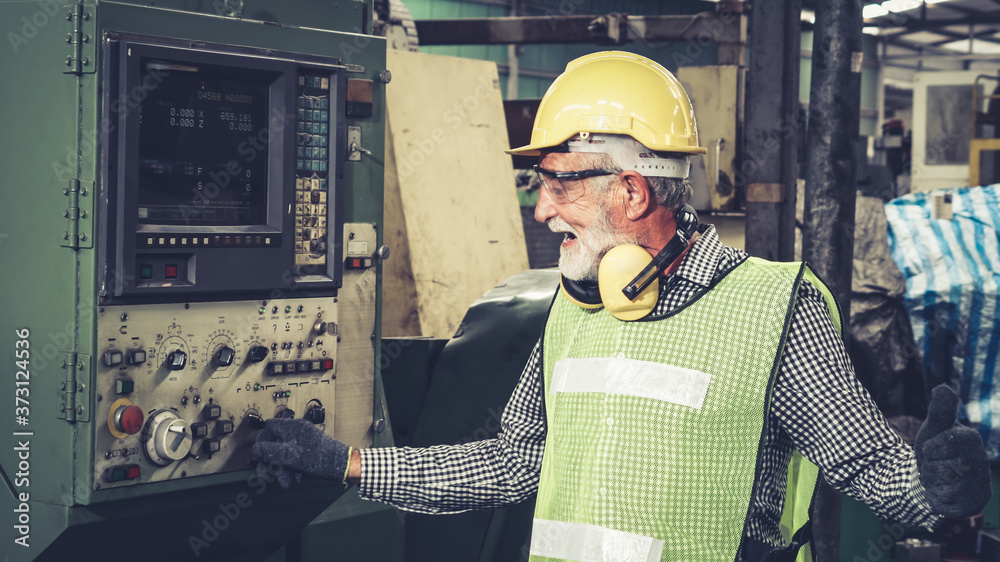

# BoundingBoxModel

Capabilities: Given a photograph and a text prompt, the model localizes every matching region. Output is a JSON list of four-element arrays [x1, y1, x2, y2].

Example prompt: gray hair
[[583, 153, 692, 212]]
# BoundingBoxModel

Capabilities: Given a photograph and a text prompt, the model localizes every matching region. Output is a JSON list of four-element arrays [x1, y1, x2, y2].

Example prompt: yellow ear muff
[[598, 244, 659, 321]]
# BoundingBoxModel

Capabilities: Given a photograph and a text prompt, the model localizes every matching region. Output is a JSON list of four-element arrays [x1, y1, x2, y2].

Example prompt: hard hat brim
[[506, 137, 708, 156]]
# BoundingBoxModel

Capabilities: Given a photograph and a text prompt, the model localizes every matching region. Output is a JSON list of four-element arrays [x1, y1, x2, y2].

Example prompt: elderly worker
[[253, 51, 990, 561]]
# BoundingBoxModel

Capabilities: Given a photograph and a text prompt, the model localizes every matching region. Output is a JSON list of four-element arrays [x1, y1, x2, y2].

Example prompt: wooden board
[[382, 50, 529, 338]]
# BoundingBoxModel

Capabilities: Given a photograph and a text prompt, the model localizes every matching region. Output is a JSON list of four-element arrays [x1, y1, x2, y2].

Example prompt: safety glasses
[[533, 165, 615, 204]]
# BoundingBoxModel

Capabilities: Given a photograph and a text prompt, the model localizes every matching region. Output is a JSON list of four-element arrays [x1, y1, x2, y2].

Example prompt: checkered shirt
[[359, 224, 940, 547]]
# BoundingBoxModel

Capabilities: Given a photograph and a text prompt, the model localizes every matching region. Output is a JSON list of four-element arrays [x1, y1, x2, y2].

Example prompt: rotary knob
[[213, 346, 235, 368], [113, 404, 145, 435], [313, 320, 328, 335], [166, 349, 187, 371], [305, 405, 326, 425], [144, 410, 192, 466], [244, 411, 265, 430], [248, 345, 270, 363]]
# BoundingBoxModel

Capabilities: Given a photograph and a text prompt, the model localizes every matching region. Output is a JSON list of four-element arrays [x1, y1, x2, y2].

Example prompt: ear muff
[[559, 276, 604, 309], [599, 244, 659, 320], [558, 205, 699, 321], [558, 244, 659, 320]]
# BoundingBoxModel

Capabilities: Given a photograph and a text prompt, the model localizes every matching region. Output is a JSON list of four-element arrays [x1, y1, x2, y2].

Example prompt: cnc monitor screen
[[137, 62, 270, 226]]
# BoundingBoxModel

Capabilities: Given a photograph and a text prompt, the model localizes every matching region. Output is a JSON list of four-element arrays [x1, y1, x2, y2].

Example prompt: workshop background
[[2, 0, 1000, 561]]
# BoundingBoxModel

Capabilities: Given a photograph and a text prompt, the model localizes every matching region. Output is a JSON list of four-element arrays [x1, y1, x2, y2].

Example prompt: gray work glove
[[251, 418, 352, 490], [914, 384, 991, 518]]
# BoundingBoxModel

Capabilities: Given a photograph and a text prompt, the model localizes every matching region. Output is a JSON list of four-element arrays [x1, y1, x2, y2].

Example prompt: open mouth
[[561, 232, 577, 247]]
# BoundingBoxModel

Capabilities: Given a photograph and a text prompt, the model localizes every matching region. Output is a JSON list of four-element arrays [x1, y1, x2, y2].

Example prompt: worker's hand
[[914, 384, 991, 518], [251, 418, 352, 490]]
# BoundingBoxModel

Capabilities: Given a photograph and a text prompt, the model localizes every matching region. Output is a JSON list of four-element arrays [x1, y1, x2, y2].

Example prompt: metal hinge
[[59, 352, 92, 423], [62, 179, 94, 249], [63, 3, 96, 74]]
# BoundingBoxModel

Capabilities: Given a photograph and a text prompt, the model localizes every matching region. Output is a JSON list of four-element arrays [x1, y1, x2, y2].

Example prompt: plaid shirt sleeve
[[770, 279, 941, 531], [357, 343, 546, 514]]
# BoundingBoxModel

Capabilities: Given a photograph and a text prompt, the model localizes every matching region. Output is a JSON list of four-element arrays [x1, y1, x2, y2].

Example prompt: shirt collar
[[667, 224, 724, 288]]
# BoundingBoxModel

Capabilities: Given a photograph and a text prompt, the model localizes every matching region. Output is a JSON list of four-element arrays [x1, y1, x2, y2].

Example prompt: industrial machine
[[0, 1, 393, 559]]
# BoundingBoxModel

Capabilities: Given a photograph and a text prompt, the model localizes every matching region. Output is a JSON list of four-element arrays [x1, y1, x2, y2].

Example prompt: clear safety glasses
[[533, 165, 616, 204]]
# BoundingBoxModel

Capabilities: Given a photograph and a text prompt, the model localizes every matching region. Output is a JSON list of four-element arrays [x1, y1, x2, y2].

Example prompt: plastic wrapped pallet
[[885, 184, 1000, 459]]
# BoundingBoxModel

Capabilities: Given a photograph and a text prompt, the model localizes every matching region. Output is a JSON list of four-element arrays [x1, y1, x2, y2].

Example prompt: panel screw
[[379, 70, 392, 84], [373, 418, 386, 433]]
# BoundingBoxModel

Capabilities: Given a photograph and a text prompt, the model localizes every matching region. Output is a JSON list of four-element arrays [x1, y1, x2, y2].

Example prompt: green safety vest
[[531, 258, 842, 562]]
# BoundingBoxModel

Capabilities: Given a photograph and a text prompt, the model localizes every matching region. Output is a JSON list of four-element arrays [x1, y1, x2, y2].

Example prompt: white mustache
[[547, 217, 578, 237]]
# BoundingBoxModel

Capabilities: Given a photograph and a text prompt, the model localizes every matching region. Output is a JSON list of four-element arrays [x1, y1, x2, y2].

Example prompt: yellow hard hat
[[508, 51, 706, 156]]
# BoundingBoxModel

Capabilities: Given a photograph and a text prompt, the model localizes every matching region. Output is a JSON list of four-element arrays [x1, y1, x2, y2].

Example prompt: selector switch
[[126, 349, 146, 365], [276, 408, 295, 420], [166, 349, 187, 371], [213, 346, 235, 368], [305, 405, 326, 425], [190, 422, 208, 438], [248, 345, 270, 363], [203, 439, 221, 454], [217, 419, 234, 435], [202, 404, 222, 420], [103, 350, 123, 367], [245, 412, 265, 430]]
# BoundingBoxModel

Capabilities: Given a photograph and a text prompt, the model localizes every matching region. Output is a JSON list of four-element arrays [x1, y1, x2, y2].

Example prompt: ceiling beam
[[926, 27, 1000, 47], [869, 11, 1000, 37], [413, 13, 742, 46]]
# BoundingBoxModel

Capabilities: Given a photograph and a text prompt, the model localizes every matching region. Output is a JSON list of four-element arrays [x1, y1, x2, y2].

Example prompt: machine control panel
[[94, 296, 339, 488]]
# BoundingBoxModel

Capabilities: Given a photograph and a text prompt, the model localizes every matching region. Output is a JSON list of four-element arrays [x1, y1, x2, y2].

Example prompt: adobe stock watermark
[[387, 73, 499, 182], [50, 65, 170, 179], [175, 108, 293, 224], [187, 448, 298, 557], [7, 0, 61, 54]]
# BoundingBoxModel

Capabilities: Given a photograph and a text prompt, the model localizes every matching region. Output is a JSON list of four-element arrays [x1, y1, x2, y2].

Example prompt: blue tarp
[[885, 185, 1000, 460]]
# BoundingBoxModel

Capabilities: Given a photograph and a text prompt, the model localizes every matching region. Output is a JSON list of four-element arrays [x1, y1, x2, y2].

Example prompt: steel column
[[744, 0, 800, 261], [803, 1, 864, 560]]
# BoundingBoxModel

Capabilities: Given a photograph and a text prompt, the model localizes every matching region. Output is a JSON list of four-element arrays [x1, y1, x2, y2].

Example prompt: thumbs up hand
[[914, 385, 991, 518]]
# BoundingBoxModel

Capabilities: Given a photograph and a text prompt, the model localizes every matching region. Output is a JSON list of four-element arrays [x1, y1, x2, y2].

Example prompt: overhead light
[[863, 4, 890, 18], [882, 0, 922, 12], [801, 9, 816, 23], [925, 0, 951, 3], [863, 26, 882, 35]]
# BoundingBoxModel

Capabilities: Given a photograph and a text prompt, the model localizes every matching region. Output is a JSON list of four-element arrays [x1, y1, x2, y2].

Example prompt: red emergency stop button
[[321, 359, 333, 371], [114, 404, 145, 435]]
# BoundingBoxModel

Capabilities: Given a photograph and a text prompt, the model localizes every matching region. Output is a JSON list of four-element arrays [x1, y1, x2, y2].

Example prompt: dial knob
[[275, 408, 295, 420], [113, 404, 144, 435], [144, 411, 192, 466], [213, 346, 235, 368], [313, 320, 328, 335], [166, 349, 187, 371], [244, 411, 265, 430], [305, 405, 326, 425], [248, 345, 270, 363]]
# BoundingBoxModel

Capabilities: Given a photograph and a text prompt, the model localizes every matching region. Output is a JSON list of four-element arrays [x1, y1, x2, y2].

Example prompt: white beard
[[549, 205, 634, 281]]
